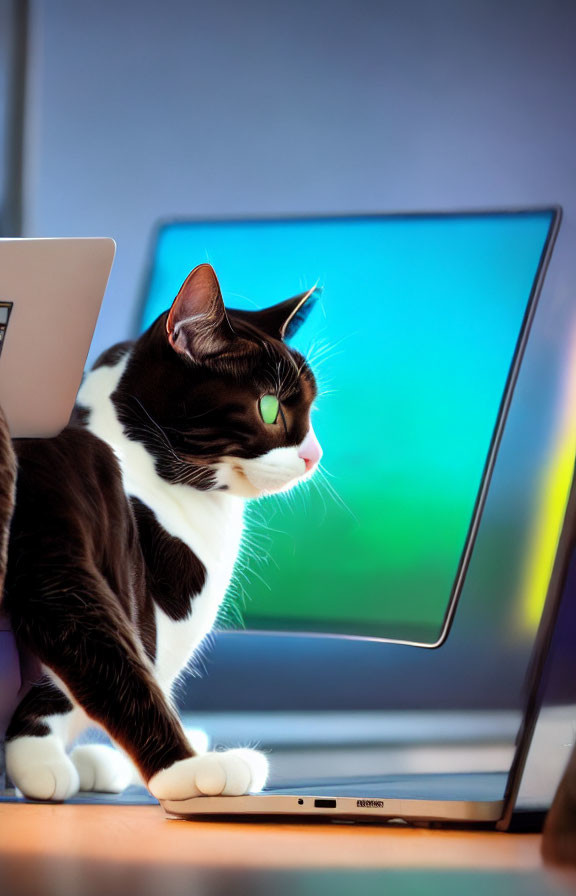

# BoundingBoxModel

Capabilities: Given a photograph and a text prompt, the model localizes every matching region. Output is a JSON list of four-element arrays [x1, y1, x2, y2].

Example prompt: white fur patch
[[218, 446, 307, 497], [70, 743, 133, 793]]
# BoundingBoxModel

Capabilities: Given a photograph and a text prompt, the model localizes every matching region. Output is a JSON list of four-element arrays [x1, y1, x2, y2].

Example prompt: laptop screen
[[140, 210, 558, 646]]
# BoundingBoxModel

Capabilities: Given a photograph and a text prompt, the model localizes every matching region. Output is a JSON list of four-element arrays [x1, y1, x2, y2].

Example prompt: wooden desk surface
[[1, 804, 575, 896]]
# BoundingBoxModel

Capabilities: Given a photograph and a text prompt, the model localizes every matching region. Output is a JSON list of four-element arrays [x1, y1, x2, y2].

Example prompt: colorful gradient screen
[[140, 211, 557, 645]]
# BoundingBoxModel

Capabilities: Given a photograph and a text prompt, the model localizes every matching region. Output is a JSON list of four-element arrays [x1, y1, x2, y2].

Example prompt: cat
[[0, 262, 322, 802]]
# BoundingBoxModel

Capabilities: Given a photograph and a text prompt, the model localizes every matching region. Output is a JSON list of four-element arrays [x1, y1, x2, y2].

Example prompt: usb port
[[314, 799, 337, 808]]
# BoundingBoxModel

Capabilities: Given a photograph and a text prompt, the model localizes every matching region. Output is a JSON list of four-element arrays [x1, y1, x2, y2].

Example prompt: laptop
[[136, 209, 576, 828], [0, 237, 115, 438], [0, 237, 115, 764]]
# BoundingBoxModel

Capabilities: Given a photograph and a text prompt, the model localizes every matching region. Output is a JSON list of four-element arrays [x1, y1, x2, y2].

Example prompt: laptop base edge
[[161, 793, 504, 825]]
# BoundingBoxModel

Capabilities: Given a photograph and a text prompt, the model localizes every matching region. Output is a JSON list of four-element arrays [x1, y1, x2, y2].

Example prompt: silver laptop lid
[[0, 238, 115, 438]]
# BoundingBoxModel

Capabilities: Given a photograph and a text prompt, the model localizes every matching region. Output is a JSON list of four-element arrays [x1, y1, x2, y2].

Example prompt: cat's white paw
[[70, 744, 133, 793], [148, 748, 268, 800], [6, 735, 80, 801]]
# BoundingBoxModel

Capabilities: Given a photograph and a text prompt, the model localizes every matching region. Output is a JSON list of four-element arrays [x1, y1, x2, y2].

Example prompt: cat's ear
[[166, 264, 236, 360], [233, 285, 321, 342]]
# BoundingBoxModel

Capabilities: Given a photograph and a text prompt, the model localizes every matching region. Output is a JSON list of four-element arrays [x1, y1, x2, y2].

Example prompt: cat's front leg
[[128, 728, 268, 798]]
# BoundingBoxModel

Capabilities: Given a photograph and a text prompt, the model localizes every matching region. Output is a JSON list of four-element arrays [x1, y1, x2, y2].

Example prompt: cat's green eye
[[259, 394, 280, 425]]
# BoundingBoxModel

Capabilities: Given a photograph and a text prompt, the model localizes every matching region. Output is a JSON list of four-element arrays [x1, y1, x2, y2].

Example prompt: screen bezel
[[137, 206, 562, 649]]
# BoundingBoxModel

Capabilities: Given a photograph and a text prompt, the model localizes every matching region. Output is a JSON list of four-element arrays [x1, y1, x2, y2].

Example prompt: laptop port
[[314, 799, 337, 808]]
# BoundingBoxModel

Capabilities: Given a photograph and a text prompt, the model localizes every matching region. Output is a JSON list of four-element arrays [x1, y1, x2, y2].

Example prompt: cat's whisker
[[309, 329, 355, 358], [245, 510, 288, 541], [315, 464, 341, 482], [308, 351, 345, 374], [305, 332, 356, 379], [307, 343, 334, 365], [316, 465, 358, 523], [306, 341, 336, 367], [315, 388, 338, 399], [240, 539, 273, 564], [312, 365, 335, 385], [309, 473, 328, 522], [238, 562, 271, 593]]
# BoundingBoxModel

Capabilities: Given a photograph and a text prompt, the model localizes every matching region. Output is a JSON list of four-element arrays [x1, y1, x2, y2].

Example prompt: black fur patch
[[70, 404, 90, 427], [6, 682, 73, 740], [131, 498, 206, 622]]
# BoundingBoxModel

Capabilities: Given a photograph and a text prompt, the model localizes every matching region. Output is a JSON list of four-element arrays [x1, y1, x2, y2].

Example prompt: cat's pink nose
[[298, 426, 322, 472]]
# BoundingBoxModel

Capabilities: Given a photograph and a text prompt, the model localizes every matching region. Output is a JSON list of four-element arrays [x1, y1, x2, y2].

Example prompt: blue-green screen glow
[[141, 212, 554, 644]]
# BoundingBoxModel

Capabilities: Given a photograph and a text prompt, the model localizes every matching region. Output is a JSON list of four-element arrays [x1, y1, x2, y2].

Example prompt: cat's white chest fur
[[78, 355, 245, 693], [152, 501, 243, 693]]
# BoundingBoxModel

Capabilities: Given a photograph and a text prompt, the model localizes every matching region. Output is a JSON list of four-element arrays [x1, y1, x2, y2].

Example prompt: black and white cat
[[0, 263, 321, 801]]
